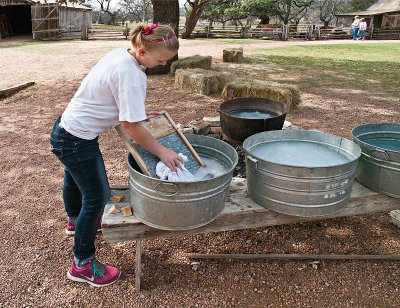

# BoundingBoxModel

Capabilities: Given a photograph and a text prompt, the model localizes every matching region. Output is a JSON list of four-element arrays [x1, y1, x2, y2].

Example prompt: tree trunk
[[146, 0, 180, 75], [259, 15, 270, 25], [181, 3, 204, 39]]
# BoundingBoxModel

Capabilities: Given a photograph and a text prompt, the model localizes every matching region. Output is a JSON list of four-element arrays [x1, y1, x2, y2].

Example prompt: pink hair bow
[[142, 23, 159, 35]]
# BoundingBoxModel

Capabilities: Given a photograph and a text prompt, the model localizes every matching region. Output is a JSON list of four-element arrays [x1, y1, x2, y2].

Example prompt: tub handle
[[155, 182, 179, 196], [370, 149, 389, 161], [247, 156, 258, 170]]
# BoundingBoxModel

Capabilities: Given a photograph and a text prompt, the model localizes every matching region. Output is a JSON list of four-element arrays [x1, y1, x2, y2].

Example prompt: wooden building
[[336, 0, 400, 39], [0, 0, 92, 40]]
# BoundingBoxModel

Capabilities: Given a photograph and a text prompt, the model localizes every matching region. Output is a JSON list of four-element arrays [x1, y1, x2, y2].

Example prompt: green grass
[[253, 43, 400, 96]]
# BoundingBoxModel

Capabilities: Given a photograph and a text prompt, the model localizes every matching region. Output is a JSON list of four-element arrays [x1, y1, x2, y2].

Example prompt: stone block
[[203, 116, 220, 126], [187, 120, 211, 135]]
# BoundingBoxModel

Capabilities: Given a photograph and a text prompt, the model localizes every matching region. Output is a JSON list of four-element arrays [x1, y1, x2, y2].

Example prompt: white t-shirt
[[61, 48, 147, 140], [352, 19, 360, 29]]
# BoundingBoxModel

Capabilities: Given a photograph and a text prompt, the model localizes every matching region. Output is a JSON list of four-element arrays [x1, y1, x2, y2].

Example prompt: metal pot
[[219, 97, 287, 144], [127, 134, 238, 230], [243, 130, 361, 217], [352, 123, 400, 198]]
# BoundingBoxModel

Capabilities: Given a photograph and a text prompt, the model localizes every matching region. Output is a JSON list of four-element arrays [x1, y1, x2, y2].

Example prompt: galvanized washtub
[[243, 130, 361, 217], [127, 134, 238, 230], [352, 123, 400, 198]]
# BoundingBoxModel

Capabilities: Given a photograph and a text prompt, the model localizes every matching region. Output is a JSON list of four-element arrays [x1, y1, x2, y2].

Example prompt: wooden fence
[[52, 23, 400, 41], [184, 24, 354, 40]]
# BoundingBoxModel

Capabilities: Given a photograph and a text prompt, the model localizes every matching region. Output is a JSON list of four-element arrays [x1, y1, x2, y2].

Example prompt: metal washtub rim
[[248, 189, 348, 217], [245, 138, 360, 169], [132, 212, 221, 231], [352, 122, 400, 155], [246, 155, 358, 180], [127, 142, 238, 181], [247, 178, 353, 195], [359, 154, 400, 168], [129, 177, 231, 203], [248, 188, 349, 208], [218, 97, 288, 118]]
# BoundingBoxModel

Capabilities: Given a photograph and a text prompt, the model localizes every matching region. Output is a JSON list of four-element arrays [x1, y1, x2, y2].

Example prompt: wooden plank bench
[[102, 177, 400, 291]]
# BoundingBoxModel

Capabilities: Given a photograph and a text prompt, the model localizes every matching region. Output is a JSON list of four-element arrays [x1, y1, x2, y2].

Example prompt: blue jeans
[[50, 116, 111, 261], [359, 30, 366, 39], [352, 28, 359, 40]]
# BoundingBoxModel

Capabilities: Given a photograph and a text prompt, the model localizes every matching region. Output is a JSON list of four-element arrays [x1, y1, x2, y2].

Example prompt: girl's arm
[[120, 121, 183, 172]]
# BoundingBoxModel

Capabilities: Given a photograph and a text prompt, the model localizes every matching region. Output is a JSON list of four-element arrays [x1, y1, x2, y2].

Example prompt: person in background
[[359, 18, 367, 40], [50, 23, 182, 287], [351, 16, 360, 40]]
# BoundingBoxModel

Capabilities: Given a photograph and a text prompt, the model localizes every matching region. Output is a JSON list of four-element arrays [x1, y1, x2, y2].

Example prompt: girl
[[50, 23, 182, 287], [359, 18, 367, 40]]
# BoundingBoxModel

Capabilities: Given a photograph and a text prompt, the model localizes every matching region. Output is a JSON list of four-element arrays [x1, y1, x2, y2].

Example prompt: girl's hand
[[145, 111, 160, 121], [159, 148, 184, 173]]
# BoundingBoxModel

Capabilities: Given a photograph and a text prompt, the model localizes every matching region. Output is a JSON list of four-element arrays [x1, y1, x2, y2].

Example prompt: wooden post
[[306, 24, 312, 40], [370, 17, 374, 40], [135, 239, 142, 292], [81, 11, 88, 40], [125, 22, 129, 40], [240, 27, 248, 39]]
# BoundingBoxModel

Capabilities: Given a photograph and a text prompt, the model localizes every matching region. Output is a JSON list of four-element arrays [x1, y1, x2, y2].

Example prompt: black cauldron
[[218, 97, 288, 144]]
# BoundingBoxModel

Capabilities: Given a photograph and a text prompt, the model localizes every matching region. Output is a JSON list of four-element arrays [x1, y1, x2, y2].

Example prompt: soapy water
[[190, 156, 228, 181], [250, 140, 353, 167], [227, 109, 276, 119]]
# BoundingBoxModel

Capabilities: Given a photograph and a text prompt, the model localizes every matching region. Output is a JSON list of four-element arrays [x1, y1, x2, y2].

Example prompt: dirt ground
[[0, 38, 400, 308]]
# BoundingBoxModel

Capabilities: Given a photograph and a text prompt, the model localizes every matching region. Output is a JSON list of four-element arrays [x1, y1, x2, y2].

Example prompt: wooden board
[[115, 111, 204, 177], [102, 179, 400, 243]]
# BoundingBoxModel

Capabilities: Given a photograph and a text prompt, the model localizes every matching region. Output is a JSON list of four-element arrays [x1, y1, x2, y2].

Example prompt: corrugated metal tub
[[243, 130, 361, 217], [352, 123, 400, 198], [127, 134, 238, 230]]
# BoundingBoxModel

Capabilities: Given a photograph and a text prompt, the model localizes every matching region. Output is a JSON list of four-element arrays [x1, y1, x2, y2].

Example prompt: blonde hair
[[361, 18, 366, 22], [130, 23, 179, 52]]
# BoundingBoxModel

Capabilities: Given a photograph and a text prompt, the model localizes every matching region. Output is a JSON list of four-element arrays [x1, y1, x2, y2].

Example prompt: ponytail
[[129, 23, 179, 52]]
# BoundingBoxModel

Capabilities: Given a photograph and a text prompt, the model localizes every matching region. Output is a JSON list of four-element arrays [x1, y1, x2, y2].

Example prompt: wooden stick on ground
[[186, 253, 400, 261], [0, 82, 35, 99]]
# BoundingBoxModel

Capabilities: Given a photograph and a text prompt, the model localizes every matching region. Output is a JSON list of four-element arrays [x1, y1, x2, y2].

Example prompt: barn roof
[[336, 0, 400, 17], [368, 0, 400, 11], [0, 0, 92, 10]]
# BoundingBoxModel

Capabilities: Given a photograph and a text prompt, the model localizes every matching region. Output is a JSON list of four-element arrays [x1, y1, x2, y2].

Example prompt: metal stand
[[135, 239, 142, 292]]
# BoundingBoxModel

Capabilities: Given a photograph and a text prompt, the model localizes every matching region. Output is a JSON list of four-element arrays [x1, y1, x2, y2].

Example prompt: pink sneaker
[[67, 259, 121, 287], [66, 218, 102, 236]]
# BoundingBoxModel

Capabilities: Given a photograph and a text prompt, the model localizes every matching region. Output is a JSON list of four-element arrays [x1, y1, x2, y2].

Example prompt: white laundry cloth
[[156, 153, 195, 182]]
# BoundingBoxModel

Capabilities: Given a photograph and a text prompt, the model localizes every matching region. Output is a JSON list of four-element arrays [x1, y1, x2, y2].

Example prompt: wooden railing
[[55, 24, 397, 41], [372, 28, 400, 40]]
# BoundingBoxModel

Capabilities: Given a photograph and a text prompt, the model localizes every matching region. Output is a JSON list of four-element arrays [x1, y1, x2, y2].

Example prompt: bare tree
[[181, 0, 213, 39], [316, 0, 345, 26], [275, 0, 313, 25], [93, 0, 121, 25], [120, 0, 153, 23]]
